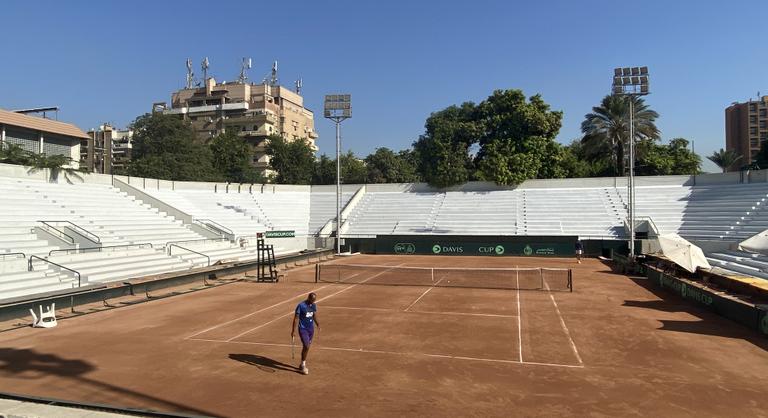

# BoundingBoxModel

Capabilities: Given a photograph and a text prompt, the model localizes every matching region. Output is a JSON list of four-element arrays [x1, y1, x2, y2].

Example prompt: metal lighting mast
[[612, 67, 649, 260], [324, 94, 352, 255]]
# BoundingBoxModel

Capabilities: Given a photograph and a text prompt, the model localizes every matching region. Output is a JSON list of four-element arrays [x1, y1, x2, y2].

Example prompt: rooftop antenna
[[201, 57, 210, 84], [295, 78, 303, 94], [263, 60, 278, 86], [185, 58, 195, 88], [239, 57, 252, 83]]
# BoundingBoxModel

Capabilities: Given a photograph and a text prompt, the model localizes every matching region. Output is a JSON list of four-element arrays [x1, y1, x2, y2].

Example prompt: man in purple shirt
[[291, 292, 320, 375]]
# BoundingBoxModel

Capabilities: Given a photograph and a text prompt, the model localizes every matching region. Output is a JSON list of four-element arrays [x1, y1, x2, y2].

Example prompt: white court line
[[515, 267, 523, 363], [188, 338, 583, 369], [544, 279, 584, 366], [185, 284, 335, 340], [404, 277, 444, 312], [225, 263, 406, 342], [323, 305, 519, 319]]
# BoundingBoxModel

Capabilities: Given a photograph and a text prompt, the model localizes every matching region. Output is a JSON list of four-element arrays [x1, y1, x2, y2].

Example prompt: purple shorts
[[299, 327, 314, 347]]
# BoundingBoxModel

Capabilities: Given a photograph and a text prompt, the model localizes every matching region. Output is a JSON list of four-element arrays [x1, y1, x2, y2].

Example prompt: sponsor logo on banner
[[433, 244, 463, 254], [523, 245, 533, 256], [394, 243, 416, 254], [432, 245, 442, 254], [264, 230, 295, 238]]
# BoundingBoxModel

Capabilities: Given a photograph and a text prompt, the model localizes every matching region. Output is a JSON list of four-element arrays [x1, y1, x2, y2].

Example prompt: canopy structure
[[738, 230, 768, 255], [656, 233, 711, 273]]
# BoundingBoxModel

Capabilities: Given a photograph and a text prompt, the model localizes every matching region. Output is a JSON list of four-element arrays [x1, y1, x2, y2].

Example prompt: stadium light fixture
[[324, 94, 352, 255], [611, 67, 650, 261]]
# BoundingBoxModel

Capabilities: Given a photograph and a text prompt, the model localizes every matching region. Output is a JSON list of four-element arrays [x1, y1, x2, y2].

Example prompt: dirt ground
[[0, 255, 767, 418]]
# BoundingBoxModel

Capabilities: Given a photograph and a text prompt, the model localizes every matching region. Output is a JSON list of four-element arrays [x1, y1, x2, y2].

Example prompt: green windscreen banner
[[265, 230, 295, 238], [378, 235, 576, 256]]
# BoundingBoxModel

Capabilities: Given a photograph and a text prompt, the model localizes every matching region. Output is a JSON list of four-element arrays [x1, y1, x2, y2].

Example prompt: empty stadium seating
[[706, 250, 768, 280]]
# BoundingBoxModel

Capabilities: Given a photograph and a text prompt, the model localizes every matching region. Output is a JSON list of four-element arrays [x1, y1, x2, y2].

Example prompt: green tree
[[265, 135, 315, 184], [364, 147, 419, 183], [209, 131, 264, 183], [708, 148, 743, 172], [0, 143, 32, 165], [475, 90, 563, 185], [412, 103, 478, 188], [312, 154, 336, 185], [340, 151, 367, 184], [127, 113, 220, 181], [580, 95, 660, 176], [634, 138, 700, 176]]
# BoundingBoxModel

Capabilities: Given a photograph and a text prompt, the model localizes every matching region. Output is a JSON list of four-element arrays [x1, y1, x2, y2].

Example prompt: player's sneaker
[[301, 366, 309, 375]]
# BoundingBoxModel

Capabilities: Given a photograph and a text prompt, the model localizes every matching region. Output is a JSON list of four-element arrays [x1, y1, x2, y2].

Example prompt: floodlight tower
[[612, 66, 650, 260], [324, 94, 352, 255]]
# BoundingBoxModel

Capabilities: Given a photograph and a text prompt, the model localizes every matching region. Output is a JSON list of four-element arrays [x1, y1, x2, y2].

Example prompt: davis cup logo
[[432, 244, 442, 254], [495, 245, 505, 255]]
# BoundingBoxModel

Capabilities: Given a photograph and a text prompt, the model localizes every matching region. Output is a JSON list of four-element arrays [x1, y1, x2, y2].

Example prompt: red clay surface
[[0, 255, 767, 417]]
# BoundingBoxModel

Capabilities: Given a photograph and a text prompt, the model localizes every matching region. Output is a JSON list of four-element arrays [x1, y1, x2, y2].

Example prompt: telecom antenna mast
[[239, 57, 252, 83], [295, 78, 303, 94], [185, 58, 195, 88], [201, 57, 210, 83]]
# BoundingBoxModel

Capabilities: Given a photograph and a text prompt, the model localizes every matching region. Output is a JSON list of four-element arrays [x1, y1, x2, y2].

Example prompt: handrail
[[38, 220, 101, 244], [28, 255, 81, 288], [49, 243, 153, 257], [195, 219, 234, 235], [168, 244, 211, 267], [0, 252, 26, 260], [165, 237, 229, 247], [36, 221, 75, 245]]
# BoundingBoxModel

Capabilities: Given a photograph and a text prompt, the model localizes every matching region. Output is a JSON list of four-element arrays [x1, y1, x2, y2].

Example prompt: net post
[[315, 263, 320, 283], [569, 269, 573, 292], [431, 268, 434, 283], [539, 268, 544, 290]]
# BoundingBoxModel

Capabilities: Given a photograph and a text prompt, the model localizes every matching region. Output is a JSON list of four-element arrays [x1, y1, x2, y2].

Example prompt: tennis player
[[575, 239, 584, 264], [291, 292, 320, 375]]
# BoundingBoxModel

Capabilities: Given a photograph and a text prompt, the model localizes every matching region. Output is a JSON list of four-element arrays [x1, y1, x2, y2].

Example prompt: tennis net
[[315, 263, 572, 292]]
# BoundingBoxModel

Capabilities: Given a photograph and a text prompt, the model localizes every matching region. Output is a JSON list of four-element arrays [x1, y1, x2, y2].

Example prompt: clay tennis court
[[1, 255, 767, 417]]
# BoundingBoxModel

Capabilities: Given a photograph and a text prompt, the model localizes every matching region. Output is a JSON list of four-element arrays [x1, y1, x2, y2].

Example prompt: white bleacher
[[250, 191, 311, 235], [345, 192, 442, 235], [432, 191, 518, 235], [706, 250, 768, 281], [144, 189, 268, 237], [309, 192, 354, 234], [521, 188, 625, 237]]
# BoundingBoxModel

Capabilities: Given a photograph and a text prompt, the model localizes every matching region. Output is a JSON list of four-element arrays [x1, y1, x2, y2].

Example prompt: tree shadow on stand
[[229, 354, 301, 374]]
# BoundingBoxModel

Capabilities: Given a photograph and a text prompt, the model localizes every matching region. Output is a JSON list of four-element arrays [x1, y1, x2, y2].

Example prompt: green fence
[[647, 268, 767, 336]]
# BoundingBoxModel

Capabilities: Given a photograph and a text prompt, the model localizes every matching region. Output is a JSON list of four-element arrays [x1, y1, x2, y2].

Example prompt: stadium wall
[[342, 235, 626, 257]]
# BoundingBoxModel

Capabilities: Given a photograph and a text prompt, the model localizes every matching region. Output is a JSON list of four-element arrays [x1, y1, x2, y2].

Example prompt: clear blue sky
[[2, 0, 766, 172]]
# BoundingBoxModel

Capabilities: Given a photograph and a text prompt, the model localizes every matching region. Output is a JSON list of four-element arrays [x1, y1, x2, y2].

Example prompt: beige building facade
[[161, 78, 318, 174], [81, 124, 133, 174], [726, 96, 768, 169], [0, 108, 85, 169]]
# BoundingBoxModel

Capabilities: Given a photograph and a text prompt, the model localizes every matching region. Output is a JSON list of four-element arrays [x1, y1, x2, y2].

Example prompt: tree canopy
[[265, 135, 315, 184]]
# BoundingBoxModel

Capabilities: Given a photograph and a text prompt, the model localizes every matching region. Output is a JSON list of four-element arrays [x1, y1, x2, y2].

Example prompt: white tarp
[[656, 233, 711, 273], [738, 229, 768, 255]]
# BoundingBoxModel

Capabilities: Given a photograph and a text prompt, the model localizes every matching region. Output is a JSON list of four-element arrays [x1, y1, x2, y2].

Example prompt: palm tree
[[707, 148, 742, 173], [580, 95, 660, 176], [0, 143, 32, 165], [26, 153, 83, 184]]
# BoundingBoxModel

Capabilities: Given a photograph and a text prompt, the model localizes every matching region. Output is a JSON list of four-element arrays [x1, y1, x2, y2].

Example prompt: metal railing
[[36, 221, 76, 244], [28, 255, 82, 288], [38, 220, 101, 244], [168, 244, 211, 267], [0, 252, 26, 260], [49, 243, 153, 257], [165, 237, 229, 247], [193, 218, 235, 239]]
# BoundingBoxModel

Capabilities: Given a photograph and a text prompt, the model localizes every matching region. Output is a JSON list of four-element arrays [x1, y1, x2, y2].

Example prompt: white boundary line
[[516, 267, 523, 363], [185, 284, 335, 340], [225, 263, 406, 342], [544, 279, 584, 366], [404, 278, 444, 311], [323, 305, 519, 319], [188, 338, 583, 369]]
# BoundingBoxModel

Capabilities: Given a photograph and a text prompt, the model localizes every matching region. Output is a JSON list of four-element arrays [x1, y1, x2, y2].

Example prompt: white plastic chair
[[30, 303, 57, 328]]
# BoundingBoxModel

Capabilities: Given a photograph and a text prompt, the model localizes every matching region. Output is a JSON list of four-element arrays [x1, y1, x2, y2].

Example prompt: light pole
[[324, 94, 352, 255], [612, 67, 649, 260]]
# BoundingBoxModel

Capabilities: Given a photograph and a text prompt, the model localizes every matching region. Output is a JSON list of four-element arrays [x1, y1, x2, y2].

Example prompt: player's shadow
[[229, 354, 300, 374]]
